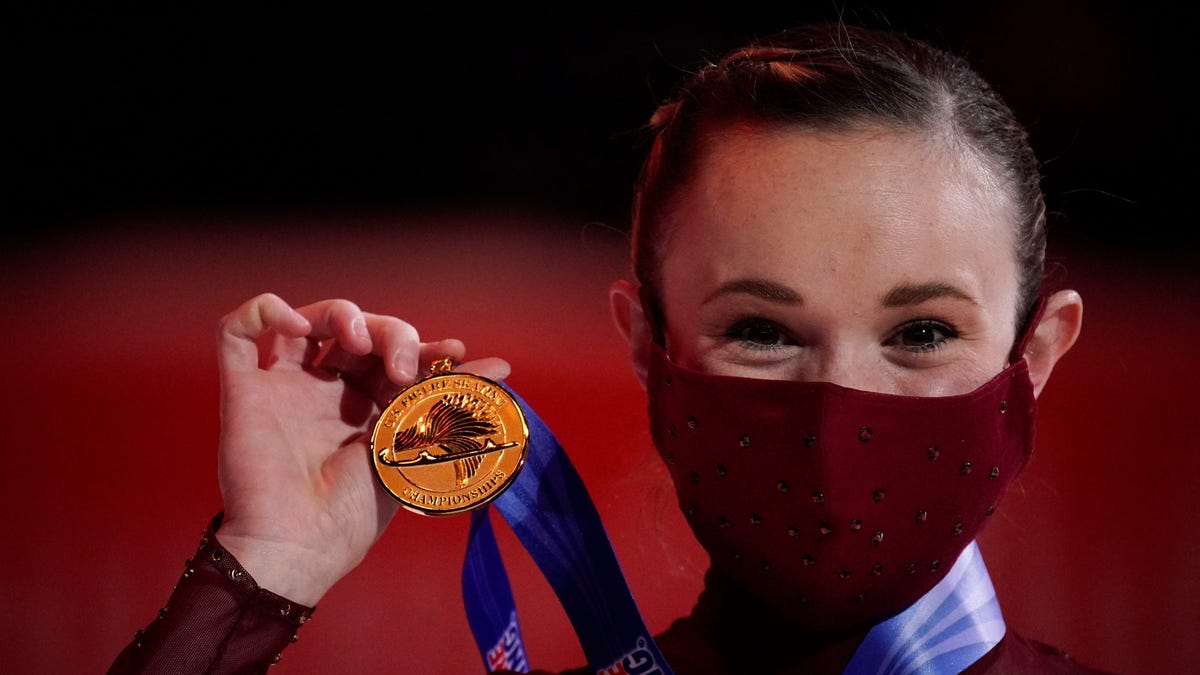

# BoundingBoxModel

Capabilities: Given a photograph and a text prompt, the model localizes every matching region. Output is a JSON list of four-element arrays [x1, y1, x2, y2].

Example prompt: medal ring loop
[[429, 357, 455, 376]]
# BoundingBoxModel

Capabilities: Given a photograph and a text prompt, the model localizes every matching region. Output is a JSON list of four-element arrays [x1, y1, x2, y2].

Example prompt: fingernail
[[352, 317, 368, 337], [392, 353, 413, 382]]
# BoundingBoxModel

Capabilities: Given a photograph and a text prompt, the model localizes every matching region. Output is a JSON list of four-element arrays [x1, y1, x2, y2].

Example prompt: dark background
[[9, 2, 1192, 255], [5, 4, 1197, 674]]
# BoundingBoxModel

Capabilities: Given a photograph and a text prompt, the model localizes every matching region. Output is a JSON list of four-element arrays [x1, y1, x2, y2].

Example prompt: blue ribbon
[[462, 386, 1005, 674], [462, 385, 672, 675], [463, 508, 529, 671], [845, 541, 1005, 675]]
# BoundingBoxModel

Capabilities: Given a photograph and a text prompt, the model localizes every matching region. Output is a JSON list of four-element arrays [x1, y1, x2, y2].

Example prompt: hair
[[631, 22, 1046, 335]]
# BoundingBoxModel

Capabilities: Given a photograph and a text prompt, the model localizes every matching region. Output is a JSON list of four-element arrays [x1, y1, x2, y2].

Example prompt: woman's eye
[[725, 318, 791, 349], [892, 320, 957, 352]]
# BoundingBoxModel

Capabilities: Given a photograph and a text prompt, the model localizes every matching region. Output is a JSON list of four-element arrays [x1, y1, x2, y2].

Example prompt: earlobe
[[609, 279, 652, 391], [1023, 289, 1084, 398]]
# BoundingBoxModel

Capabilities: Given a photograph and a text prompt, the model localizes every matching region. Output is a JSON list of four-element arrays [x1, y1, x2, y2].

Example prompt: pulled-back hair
[[631, 22, 1046, 332]]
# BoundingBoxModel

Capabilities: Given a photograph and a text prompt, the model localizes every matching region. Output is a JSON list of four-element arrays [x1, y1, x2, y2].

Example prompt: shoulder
[[965, 629, 1119, 675]]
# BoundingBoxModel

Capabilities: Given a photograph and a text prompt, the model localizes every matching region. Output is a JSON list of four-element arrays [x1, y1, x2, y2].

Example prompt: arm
[[107, 513, 313, 675], [108, 293, 511, 672]]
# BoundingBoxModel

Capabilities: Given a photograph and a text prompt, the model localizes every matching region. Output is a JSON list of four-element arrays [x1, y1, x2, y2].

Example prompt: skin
[[611, 124, 1083, 399], [214, 295, 510, 605], [216, 124, 1082, 607]]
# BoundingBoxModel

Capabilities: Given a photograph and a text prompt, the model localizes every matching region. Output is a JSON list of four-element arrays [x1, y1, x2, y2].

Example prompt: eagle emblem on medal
[[370, 359, 529, 516]]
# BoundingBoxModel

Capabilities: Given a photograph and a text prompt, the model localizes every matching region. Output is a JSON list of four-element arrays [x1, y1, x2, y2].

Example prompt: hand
[[212, 293, 510, 605]]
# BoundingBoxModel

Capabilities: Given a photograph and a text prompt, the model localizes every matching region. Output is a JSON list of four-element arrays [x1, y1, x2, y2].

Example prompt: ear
[[1022, 289, 1083, 398], [609, 279, 653, 391]]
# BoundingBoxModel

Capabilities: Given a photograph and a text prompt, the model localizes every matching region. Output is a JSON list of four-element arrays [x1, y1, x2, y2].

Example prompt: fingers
[[219, 294, 510, 398], [218, 293, 313, 374], [359, 354, 512, 409], [257, 299, 378, 374], [313, 316, 437, 385], [221, 295, 376, 376], [295, 299, 374, 357], [369, 313, 426, 383], [323, 337, 460, 406], [457, 357, 512, 382], [416, 339, 467, 377]]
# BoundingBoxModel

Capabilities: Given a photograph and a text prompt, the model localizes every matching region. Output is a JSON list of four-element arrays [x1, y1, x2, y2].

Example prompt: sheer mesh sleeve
[[107, 513, 315, 675]]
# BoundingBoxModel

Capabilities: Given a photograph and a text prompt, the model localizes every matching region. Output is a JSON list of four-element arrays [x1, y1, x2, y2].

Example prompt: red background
[[2, 214, 1196, 674], [5, 4, 1196, 674]]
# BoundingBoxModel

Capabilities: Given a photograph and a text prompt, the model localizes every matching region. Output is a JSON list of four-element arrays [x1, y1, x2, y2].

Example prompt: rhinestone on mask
[[930, 560, 942, 572], [999, 400, 1008, 413], [859, 426, 872, 442], [777, 480, 790, 493], [804, 433, 817, 448], [740, 435, 751, 448], [812, 490, 825, 504], [819, 522, 833, 536], [787, 525, 800, 538], [719, 516, 731, 529], [960, 462, 973, 476], [687, 416, 697, 429], [849, 519, 862, 532], [989, 466, 1000, 479], [915, 510, 928, 523], [928, 446, 940, 461], [872, 531, 884, 545], [801, 554, 816, 567], [872, 564, 884, 576], [750, 513, 762, 526], [839, 569, 852, 579], [760, 560, 772, 572], [716, 464, 727, 477], [872, 489, 886, 503], [952, 522, 965, 536]]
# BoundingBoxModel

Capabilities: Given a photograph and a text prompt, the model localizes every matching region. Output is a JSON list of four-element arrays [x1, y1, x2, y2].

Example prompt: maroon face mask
[[644, 300, 1045, 632]]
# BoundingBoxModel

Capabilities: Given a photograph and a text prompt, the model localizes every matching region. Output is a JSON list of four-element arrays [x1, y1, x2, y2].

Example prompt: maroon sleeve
[[107, 513, 316, 675], [964, 629, 1119, 675]]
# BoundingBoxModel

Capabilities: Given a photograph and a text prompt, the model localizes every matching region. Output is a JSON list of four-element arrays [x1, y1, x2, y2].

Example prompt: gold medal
[[370, 358, 529, 516]]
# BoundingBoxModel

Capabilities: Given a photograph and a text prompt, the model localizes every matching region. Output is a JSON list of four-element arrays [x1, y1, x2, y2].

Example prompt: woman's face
[[657, 125, 1022, 397]]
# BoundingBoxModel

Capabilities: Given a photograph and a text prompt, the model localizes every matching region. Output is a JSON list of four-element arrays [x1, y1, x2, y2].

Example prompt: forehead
[[659, 124, 1019, 303]]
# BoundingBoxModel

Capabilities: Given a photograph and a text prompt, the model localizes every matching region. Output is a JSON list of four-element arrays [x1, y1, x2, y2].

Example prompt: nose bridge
[[813, 343, 885, 393]]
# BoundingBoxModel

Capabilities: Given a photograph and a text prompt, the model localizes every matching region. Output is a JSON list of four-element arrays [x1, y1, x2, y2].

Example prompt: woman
[[109, 22, 1108, 674]]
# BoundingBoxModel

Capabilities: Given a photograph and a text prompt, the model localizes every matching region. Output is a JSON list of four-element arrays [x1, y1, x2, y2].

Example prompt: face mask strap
[[637, 282, 668, 347], [1009, 292, 1048, 364]]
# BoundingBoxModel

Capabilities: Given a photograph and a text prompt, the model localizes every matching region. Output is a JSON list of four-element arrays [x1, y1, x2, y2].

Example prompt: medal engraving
[[371, 359, 528, 516]]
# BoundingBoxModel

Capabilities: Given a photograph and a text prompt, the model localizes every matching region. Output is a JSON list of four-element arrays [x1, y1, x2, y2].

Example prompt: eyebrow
[[881, 282, 977, 307], [701, 278, 804, 305]]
